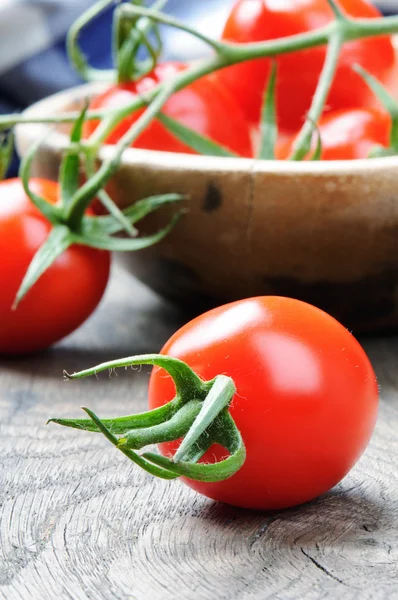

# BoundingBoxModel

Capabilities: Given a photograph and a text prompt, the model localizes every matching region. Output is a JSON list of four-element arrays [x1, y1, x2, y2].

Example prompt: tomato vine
[[3, 0, 398, 156]]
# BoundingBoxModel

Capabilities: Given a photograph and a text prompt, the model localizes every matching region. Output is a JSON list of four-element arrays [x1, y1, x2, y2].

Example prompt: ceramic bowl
[[15, 83, 398, 332]]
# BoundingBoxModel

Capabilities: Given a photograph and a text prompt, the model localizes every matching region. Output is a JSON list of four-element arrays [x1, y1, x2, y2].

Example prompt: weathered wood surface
[[1, 266, 397, 600]]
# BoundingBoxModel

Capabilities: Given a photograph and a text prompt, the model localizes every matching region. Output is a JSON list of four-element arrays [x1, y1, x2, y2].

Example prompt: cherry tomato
[[277, 107, 391, 160], [0, 179, 110, 354], [85, 62, 253, 157], [148, 297, 378, 510], [219, 0, 395, 131]]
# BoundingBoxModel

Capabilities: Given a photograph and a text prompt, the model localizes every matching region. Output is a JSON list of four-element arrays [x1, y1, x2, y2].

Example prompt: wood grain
[[1, 267, 397, 600]]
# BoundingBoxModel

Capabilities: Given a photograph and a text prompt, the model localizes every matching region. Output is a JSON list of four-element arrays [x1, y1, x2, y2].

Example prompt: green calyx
[[14, 101, 184, 308], [48, 354, 246, 483]]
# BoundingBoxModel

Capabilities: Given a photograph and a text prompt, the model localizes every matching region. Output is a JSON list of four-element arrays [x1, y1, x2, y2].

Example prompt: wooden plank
[[1, 267, 397, 600]]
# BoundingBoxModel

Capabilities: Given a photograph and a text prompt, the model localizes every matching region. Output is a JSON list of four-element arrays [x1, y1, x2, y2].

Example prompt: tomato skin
[[219, 0, 395, 131], [148, 297, 378, 510], [0, 179, 111, 355], [277, 107, 391, 160], [85, 62, 253, 157]]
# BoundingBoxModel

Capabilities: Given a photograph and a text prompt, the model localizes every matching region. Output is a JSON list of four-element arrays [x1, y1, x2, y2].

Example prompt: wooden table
[[1, 267, 397, 600]]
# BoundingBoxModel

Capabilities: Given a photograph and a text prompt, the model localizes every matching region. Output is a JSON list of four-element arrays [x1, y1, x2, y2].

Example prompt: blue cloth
[[0, 0, 393, 175]]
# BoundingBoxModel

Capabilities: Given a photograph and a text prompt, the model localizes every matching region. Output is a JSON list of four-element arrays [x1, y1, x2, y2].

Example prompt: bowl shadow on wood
[[15, 84, 398, 333]]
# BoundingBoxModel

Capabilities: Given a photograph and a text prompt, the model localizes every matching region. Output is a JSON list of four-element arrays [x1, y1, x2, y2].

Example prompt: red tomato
[[219, 0, 395, 131], [277, 107, 391, 159], [0, 179, 110, 354], [85, 62, 253, 157], [148, 297, 378, 510]]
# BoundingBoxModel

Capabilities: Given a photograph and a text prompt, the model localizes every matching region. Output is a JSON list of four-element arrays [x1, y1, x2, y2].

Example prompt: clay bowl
[[16, 83, 398, 332]]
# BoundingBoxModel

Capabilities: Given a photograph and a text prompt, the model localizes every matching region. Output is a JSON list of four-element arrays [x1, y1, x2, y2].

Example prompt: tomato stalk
[[289, 28, 344, 160], [83, 55, 227, 151], [48, 354, 246, 483], [66, 81, 176, 231], [67, 0, 116, 83], [67, 0, 167, 84], [114, 0, 167, 84]]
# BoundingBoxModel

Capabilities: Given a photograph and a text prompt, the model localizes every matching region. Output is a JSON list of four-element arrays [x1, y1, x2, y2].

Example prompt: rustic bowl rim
[[16, 82, 398, 177]]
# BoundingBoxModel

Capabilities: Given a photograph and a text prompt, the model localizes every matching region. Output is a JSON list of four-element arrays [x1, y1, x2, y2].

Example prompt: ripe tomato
[[0, 179, 110, 354], [148, 297, 378, 510], [85, 62, 253, 157], [277, 107, 391, 160], [219, 0, 395, 131]]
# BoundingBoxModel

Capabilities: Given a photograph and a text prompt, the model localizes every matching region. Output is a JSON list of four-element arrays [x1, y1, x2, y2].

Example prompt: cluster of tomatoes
[[3, 0, 394, 357], [87, 0, 397, 160]]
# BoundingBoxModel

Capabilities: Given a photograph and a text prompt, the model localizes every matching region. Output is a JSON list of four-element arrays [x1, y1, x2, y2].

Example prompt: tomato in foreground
[[0, 179, 110, 354], [219, 0, 395, 131], [85, 62, 253, 157], [148, 297, 378, 510], [277, 107, 391, 160]]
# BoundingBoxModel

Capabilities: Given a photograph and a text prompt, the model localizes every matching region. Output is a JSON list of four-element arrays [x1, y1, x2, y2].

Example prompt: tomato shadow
[[185, 483, 391, 549]]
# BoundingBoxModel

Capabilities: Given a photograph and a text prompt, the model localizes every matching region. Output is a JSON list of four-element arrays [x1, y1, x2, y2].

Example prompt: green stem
[[115, 0, 167, 84], [327, 0, 348, 20], [64, 354, 207, 401], [67, 81, 178, 226], [86, 54, 226, 150], [0, 110, 116, 129], [6, 12, 398, 140], [223, 24, 333, 63], [67, 0, 116, 82], [84, 151, 137, 237], [289, 30, 343, 160], [120, 4, 228, 53], [346, 14, 398, 39]]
